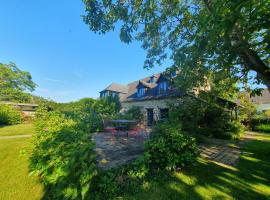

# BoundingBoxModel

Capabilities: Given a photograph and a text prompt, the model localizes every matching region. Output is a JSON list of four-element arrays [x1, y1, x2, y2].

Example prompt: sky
[[0, 0, 168, 102]]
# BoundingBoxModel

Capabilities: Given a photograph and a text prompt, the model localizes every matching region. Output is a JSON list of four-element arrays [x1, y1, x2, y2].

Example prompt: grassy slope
[[0, 125, 43, 200], [123, 133, 270, 200], [0, 123, 35, 136]]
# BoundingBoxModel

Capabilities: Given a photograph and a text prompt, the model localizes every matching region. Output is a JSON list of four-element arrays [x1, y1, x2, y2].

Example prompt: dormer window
[[171, 71, 176, 77], [100, 90, 119, 98], [137, 87, 145, 97], [158, 81, 168, 94], [149, 76, 154, 83]]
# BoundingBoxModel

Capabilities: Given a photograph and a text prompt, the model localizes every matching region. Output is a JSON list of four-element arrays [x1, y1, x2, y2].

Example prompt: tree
[[83, 0, 270, 91], [0, 62, 36, 102]]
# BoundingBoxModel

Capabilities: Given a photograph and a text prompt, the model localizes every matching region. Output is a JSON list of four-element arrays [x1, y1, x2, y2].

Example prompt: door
[[147, 108, 154, 126]]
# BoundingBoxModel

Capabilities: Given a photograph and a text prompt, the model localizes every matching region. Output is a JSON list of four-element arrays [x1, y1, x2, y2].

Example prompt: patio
[[92, 129, 150, 170]]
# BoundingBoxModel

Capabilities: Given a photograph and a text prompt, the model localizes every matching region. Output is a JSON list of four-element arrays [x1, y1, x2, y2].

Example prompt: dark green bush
[[204, 107, 244, 139], [91, 121, 197, 199], [29, 107, 97, 199], [254, 124, 270, 133], [169, 97, 244, 140], [250, 117, 270, 131], [0, 104, 22, 125], [146, 121, 198, 170]]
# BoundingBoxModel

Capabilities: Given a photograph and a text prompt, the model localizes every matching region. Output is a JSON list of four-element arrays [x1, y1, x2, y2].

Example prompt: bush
[[204, 107, 245, 139], [60, 99, 103, 133], [254, 124, 270, 133], [48, 97, 121, 132], [169, 97, 244, 140], [146, 121, 198, 170], [250, 117, 270, 131], [0, 104, 22, 125], [29, 107, 97, 199], [119, 106, 144, 123]]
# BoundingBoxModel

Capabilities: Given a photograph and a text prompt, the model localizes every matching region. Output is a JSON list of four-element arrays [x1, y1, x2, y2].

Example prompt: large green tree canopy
[[0, 62, 36, 102], [83, 0, 270, 91]]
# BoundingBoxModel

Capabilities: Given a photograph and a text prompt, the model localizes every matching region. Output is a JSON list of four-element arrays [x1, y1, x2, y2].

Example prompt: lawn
[[0, 124, 269, 200], [122, 133, 270, 200], [0, 123, 35, 136], [0, 125, 43, 200]]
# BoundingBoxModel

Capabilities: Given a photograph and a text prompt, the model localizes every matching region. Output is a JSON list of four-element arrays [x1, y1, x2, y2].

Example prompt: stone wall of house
[[121, 98, 181, 126]]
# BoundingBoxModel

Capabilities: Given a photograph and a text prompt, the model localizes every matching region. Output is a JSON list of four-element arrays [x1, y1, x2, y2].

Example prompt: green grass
[[0, 123, 35, 136], [1, 124, 269, 200], [122, 133, 270, 200], [0, 124, 43, 200]]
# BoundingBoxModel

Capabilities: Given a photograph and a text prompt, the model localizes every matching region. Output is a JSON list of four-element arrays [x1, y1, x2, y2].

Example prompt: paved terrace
[[92, 131, 149, 170], [92, 131, 255, 170]]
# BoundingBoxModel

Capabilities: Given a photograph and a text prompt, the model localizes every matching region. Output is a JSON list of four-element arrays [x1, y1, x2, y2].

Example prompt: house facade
[[100, 73, 185, 126]]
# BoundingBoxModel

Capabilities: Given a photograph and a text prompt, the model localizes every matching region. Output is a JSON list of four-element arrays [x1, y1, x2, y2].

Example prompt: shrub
[[61, 99, 103, 133], [250, 117, 270, 131], [119, 106, 144, 122], [146, 121, 198, 170], [29, 107, 97, 199], [254, 124, 270, 133], [169, 97, 244, 140], [0, 104, 22, 125], [204, 107, 245, 139]]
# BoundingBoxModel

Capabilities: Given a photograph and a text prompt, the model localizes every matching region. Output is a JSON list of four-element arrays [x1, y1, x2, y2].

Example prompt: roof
[[101, 73, 185, 102], [250, 89, 270, 104], [100, 83, 128, 94]]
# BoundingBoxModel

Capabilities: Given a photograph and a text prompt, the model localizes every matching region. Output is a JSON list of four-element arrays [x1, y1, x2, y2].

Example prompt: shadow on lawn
[[124, 137, 270, 200], [37, 134, 270, 200]]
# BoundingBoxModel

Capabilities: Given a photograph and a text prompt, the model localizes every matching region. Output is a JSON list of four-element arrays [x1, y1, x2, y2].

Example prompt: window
[[137, 87, 145, 97], [149, 76, 154, 83], [160, 108, 169, 120], [100, 91, 112, 98], [111, 92, 118, 97], [171, 71, 176, 77], [158, 81, 168, 94]]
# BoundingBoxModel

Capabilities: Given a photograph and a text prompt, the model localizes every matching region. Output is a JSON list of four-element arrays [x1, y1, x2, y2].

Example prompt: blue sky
[[0, 0, 167, 102]]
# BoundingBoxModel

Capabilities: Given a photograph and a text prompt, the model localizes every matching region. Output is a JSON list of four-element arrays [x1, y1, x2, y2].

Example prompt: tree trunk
[[238, 47, 270, 91], [202, 0, 270, 91]]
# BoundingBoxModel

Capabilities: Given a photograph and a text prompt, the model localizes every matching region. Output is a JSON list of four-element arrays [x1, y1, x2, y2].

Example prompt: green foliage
[[43, 97, 121, 132], [119, 106, 144, 122], [29, 107, 97, 199], [0, 104, 22, 125], [250, 117, 270, 133], [0, 62, 36, 102], [254, 124, 270, 133], [83, 0, 270, 92], [169, 97, 244, 140], [93, 96, 121, 122], [91, 121, 197, 199], [204, 106, 244, 139], [146, 121, 198, 171], [52, 98, 103, 133]]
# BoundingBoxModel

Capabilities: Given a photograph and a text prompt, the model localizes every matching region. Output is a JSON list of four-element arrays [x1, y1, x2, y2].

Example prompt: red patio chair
[[105, 127, 117, 136], [128, 127, 141, 138]]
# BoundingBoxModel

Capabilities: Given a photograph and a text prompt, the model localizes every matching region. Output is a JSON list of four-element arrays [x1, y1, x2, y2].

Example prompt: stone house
[[100, 72, 194, 126]]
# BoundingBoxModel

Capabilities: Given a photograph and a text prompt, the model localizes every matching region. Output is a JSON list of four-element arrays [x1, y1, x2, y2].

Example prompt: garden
[[1, 93, 270, 199], [1, 0, 270, 199]]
